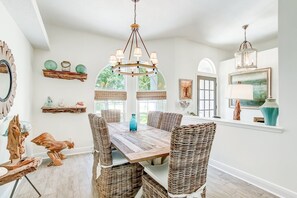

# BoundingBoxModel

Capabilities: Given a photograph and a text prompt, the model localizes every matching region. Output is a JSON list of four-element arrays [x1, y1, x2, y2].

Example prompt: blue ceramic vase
[[129, 114, 137, 132], [259, 98, 279, 126]]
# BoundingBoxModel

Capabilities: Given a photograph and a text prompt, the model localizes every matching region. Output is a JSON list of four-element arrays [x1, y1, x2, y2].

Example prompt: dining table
[[108, 122, 171, 163]]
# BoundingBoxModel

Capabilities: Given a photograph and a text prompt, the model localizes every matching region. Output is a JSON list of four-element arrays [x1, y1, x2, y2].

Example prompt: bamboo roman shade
[[136, 91, 167, 100], [95, 91, 127, 100]]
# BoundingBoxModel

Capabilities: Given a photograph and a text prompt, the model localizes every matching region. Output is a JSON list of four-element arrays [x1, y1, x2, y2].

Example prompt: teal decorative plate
[[44, 60, 58, 70], [76, 64, 87, 74]]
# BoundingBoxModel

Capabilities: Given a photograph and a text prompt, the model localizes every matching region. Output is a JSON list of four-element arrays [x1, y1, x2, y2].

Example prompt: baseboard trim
[[209, 159, 297, 198], [33, 146, 93, 159]]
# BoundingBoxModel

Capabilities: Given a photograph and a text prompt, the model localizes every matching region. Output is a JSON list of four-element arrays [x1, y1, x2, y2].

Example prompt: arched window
[[96, 66, 126, 90], [198, 58, 216, 74], [94, 66, 127, 120], [137, 70, 167, 124], [138, 69, 166, 91], [197, 59, 217, 118]]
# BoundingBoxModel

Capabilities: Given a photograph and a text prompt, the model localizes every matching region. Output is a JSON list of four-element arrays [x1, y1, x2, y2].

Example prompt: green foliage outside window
[[96, 66, 125, 90], [138, 68, 166, 91]]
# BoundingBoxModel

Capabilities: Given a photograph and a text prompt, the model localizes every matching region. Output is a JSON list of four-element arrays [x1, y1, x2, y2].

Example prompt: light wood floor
[[14, 154, 278, 198]]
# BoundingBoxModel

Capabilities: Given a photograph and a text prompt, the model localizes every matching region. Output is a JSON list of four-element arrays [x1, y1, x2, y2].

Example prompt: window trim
[[197, 75, 217, 118], [198, 58, 217, 74]]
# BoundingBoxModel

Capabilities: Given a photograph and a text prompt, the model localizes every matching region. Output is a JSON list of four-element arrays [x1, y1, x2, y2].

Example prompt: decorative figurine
[[76, 101, 84, 107], [31, 133, 74, 166], [179, 100, 190, 110], [61, 61, 71, 72], [4, 115, 32, 170], [58, 99, 65, 107], [44, 96, 53, 107]]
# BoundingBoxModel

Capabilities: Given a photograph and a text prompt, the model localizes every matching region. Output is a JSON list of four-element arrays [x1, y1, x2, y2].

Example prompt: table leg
[[24, 175, 41, 197], [9, 179, 19, 198]]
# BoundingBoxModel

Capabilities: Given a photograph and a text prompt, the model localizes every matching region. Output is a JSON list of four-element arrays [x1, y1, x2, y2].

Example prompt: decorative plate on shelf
[[0, 167, 8, 177], [44, 60, 58, 71]]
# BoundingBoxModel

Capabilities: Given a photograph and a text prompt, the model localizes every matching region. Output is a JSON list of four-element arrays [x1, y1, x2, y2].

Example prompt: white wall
[[278, 0, 297, 194], [31, 25, 229, 156], [32, 25, 124, 155], [172, 38, 230, 114], [219, 48, 279, 122], [0, 1, 33, 197]]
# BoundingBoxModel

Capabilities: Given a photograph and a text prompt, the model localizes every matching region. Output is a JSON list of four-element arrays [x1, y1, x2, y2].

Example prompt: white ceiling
[[3, 0, 278, 51], [1, 0, 49, 49]]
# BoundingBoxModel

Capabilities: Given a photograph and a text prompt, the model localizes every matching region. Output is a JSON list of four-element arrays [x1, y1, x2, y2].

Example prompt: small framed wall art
[[179, 79, 193, 100]]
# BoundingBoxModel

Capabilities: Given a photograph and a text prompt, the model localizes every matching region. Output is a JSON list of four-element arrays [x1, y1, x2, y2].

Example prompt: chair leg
[[92, 152, 99, 181], [201, 188, 206, 198]]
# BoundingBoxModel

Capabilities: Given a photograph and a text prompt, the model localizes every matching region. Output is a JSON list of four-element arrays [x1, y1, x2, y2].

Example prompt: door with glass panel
[[197, 76, 217, 118]]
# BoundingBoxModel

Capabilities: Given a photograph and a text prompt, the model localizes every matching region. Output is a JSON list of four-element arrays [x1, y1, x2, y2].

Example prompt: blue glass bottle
[[129, 114, 137, 132]]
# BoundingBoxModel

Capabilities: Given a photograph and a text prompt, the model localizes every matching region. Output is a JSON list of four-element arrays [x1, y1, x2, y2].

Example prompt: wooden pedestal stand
[[0, 157, 42, 198]]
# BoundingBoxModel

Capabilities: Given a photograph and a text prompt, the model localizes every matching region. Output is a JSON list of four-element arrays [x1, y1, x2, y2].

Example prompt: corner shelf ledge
[[182, 116, 284, 134], [41, 106, 87, 114], [42, 70, 87, 82]]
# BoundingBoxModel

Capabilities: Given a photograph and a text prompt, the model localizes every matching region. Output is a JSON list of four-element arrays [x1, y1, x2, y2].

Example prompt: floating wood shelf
[[41, 106, 87, 113], [42, 70, 87, 82]]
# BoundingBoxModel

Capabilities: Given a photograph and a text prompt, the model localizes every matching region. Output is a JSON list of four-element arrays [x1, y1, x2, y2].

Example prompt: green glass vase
[[75, 64, 87, 74], [44, 60, 58, 70]]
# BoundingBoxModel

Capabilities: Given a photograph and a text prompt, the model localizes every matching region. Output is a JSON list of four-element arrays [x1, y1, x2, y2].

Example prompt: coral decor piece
[[31, 133, 74, 166], [179, 100, 190, 110], [233, 99, 241, 120], [4, 115, 32, 170], [75, 101, 85, 107]]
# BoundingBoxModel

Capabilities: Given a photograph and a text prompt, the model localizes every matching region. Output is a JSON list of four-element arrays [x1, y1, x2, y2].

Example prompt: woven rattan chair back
[[101, 109, 121, 123], [89, 114, 112, 166], [159, 113, 183, 132], [147, 111, 163, 128], [168, 123, 216, 196], [88, 113, 99, 152]]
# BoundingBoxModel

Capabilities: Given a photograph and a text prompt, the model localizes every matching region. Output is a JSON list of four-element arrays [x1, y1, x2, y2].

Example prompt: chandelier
[[109, 0, 158, 77], [234, 25, 257, 70]]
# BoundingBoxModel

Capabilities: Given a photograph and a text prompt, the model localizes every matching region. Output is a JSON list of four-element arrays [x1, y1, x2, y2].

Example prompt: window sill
[[182, 116, 284, 134]]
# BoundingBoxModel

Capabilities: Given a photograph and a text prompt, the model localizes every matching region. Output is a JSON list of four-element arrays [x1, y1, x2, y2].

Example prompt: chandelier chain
[[134, 0, 137, 24], [136, 30, 151, 59], [109, 0, 158, 77]]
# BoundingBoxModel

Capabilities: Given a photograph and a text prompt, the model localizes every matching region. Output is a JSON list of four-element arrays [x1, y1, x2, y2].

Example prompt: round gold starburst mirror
[[0, 40, 17, 119]]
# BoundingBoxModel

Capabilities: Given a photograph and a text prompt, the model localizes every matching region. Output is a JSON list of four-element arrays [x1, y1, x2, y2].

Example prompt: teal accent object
[[44, 60, 58, 70], [260, 98, 279, 126], [129, 114, 137, 132], [75, 64, 87, 74]]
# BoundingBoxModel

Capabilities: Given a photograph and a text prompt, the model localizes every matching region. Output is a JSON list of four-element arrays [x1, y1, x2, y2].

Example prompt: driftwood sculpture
[[31, 133, 74, 166], [4, 115, 32, 170]]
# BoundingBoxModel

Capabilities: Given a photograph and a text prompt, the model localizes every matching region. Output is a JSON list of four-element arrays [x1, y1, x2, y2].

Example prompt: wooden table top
[[108, 123, 171, 163]]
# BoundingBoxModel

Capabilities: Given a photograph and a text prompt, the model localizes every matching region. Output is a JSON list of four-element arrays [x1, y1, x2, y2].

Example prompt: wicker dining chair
[[88, 114, 143, 198], [159, 113, 183, 132], [142, 123, 216, 198], [147, 111, 163, 128], [101, 109, 121, 123]]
